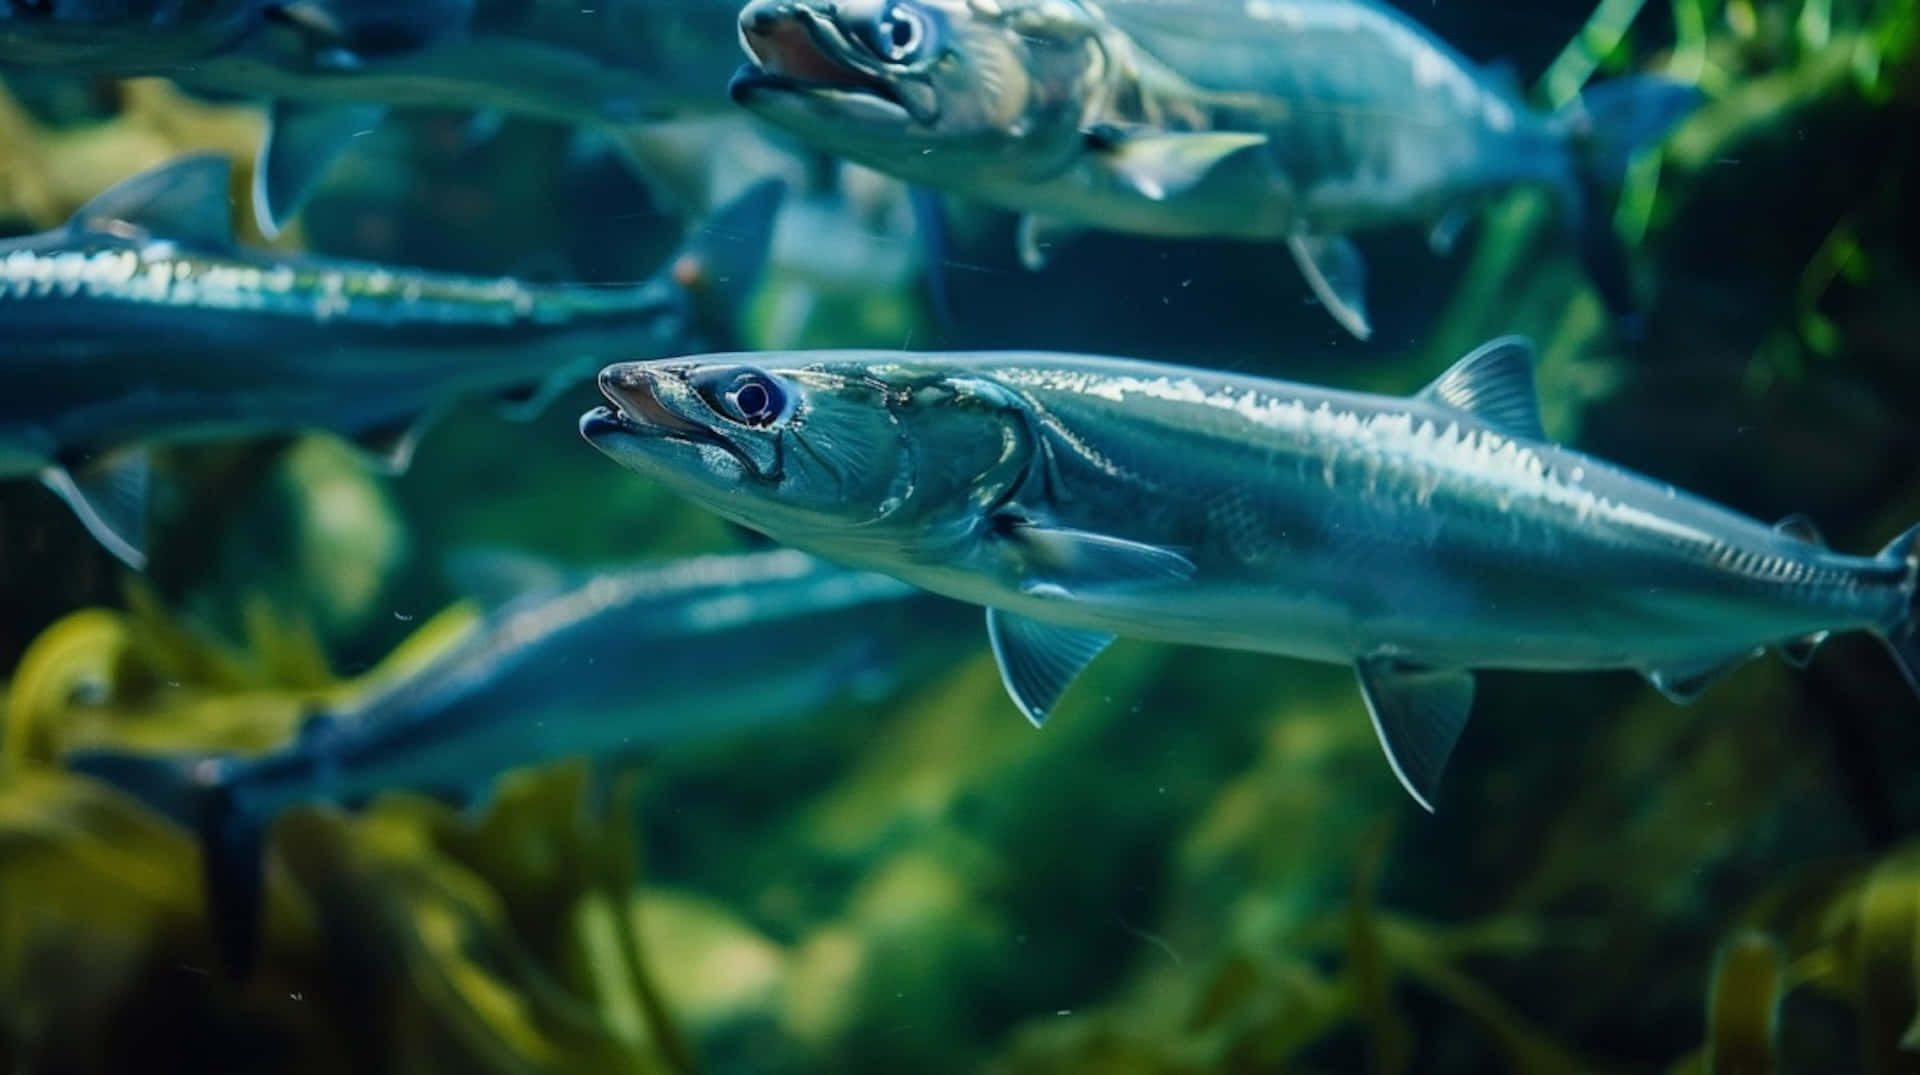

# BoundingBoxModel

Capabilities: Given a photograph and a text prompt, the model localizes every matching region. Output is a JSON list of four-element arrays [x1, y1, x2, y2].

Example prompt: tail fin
[[1558, 76, 1705, 338], [1876, 523, 1920, 695], [65, 750, 269, 977], [670, 177, 787, 346]]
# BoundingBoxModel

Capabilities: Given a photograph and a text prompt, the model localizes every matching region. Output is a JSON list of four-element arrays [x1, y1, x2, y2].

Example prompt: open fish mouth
[[588, 366, 768, 478], [731, 6, 917, 121]]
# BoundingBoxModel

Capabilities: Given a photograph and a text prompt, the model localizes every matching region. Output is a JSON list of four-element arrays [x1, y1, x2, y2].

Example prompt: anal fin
[[1286, 233, 1372, 340], [985, 607, 1113, 727], [1354, 658, 1475, 812]]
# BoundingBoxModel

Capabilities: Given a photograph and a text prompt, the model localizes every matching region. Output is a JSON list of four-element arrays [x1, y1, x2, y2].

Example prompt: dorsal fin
[[70, 154, 235, 247], [1772, 513, 1827, 547], [1416, 336, 1545, 441]]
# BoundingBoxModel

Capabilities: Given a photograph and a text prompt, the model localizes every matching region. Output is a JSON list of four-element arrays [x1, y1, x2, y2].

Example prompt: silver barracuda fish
[[0, 0, 754, 232], [580, 339, 1920, 812], [727, 0, 1704, 339], [0, 153, 782, 570], [66, 547, 972, 972]]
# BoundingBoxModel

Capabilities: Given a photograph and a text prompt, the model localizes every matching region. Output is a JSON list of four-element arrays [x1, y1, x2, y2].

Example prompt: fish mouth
[[731, 3, 922, 123], [588, 365, 767, 478]]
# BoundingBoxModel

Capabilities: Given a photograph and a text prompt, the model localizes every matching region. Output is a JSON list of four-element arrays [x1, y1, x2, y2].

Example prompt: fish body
[[0, 0, 753, 229], [67, 547, 969, 971], [0, 153, 782, 569], [729, 0, 1703, 338], [580, 339, 1920, 809]]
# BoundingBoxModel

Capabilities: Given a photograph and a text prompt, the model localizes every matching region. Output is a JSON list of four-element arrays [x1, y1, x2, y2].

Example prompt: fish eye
[[707, 368, 790, 428], [859, 3, 929, 64]]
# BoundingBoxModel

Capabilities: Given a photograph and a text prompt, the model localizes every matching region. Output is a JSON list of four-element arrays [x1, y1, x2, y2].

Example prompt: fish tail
[[1874, 522, 1920, 696], [1557, 75, 1706, 340], [65, 749, 269, 977]]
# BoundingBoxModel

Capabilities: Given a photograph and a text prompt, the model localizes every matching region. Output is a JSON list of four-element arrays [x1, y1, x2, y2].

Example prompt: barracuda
[[0, 0, 754, 231], [728, 0, 1703, 339], [67, 547, 972, 973], [581, 338, 1920, 810], [0, 153, 781, 569]]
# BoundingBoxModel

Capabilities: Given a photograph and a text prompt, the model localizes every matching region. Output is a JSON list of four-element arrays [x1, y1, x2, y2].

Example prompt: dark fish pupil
[[890, 17, 912, 47], [738, 383, 769, 415], [733, 378, 777, 423]]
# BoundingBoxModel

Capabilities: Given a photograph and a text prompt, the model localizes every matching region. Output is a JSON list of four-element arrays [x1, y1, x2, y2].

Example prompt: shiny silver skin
[[0, 154, 778, 568], [197, 549, 957, 815], [727, 0, 1700, 337], [581, 341, 1920, 806], [67, 547, 971, 972], [0, 0, 741, 129]]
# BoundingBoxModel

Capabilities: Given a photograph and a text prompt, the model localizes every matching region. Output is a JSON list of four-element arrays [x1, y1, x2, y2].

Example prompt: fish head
[[730, 0, 1105, 184], [0, 0, 256, 66], [583, 354, 1034, 561]]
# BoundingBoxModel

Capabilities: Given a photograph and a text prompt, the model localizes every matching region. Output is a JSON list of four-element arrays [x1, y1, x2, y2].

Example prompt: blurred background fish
[[0, 154, 781, 569], [64, 547, 975, 976]]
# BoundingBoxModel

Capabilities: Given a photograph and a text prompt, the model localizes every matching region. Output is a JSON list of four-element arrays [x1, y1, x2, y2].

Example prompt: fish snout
[[597, 363, 710, 438], [738, 0, 799, 63], [738, 0, 876, 88]]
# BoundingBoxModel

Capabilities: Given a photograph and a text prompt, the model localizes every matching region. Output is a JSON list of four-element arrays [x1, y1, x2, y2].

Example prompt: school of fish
[[2, 0, 1911, 976]]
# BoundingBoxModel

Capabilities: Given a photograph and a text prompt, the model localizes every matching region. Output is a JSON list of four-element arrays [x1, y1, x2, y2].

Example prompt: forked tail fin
[[1875, 522, 1920, 695]]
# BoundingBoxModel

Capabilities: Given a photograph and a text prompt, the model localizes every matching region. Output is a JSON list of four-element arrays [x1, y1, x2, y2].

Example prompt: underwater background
[[2, 0, 1919, 1072]]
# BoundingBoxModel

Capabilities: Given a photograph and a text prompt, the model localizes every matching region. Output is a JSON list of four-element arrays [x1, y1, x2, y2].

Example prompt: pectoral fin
[[1286, 233, 1372, 340], [1643, 651, 1757, 703], [1354, 659, 1476, 812], [341, 412, 435, 475], [996, 517, 1197, 595], [986, 607, 1114, 727], [1086, 127, 1267, 202], [40, 451, 153, 571], [254, 101, 389, 237]]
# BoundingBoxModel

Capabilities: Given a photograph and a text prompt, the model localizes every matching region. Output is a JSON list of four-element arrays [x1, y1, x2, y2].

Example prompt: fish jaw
[[732, 0, 923, 127], [581, 362, 756, 486]]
